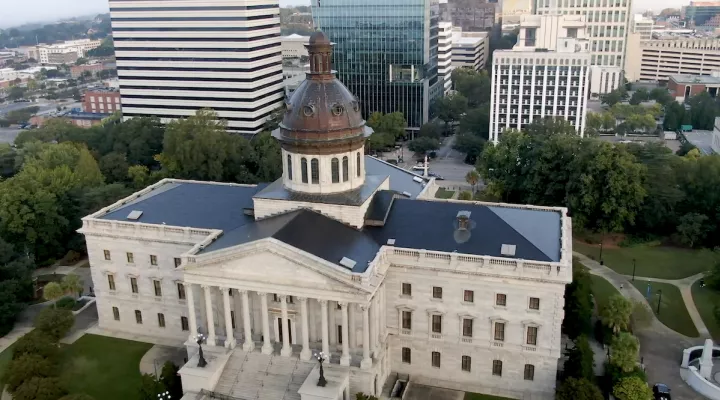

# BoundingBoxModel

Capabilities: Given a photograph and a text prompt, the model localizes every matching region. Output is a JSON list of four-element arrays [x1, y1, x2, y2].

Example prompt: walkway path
[[573, 252, 707, 400], [139, 345, 187, 376]]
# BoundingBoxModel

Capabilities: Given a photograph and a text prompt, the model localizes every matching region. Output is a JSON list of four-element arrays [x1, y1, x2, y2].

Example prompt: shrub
[[610, 332, 640, 373], [613, 376, 653, 400], [59, 394, 96, 400], [5, 354, 57, 392], [12, 330, 59, 361], [564, 335, 595, 380], [12, 377, 67, 400], [55, 297, 76, 310], [458, 191, 473, 200], [160, 361, 183, 399], [556, 377, 603, 400], [34, 307, 75, 340], [602, 362, 647, 394]]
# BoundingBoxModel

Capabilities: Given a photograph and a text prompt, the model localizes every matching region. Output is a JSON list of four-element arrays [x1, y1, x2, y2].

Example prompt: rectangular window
[[157, 313, 165, 328], [273, 294, 279, 302], [181, 316, 189, 331], [103, 250, 111, 260], [529, 297, 540, 310], [288, 296, 294, 304], [126, 252, 134, 263], [130, 277, 138, 293], [402, 347, 411, 364], [135, 310, 142, 324], [402, 311, 412, 330], [401, 283, 411, 296], [337, 325, 343, 343], [177, 283, 186, 300], [112, 306, 120, 321], [494, 322, 505, 341], [431, 351, 441, 368], [174, 258, 182, 268], [108, 275, 115, 291], [496, 293, 507, 306], [463, 290, 474, 303], [461, 355, 471, 372], [432, 315, 442, 333], [432, 287, 442, 299], [150, 255, 158, 266], [462, 319, 473, 337], [527, 326, 538, 345], [524, 364, 535, 380], [492, 360, 503, 376], [231, 311, 236, 329], [153, 280, 162, 297]]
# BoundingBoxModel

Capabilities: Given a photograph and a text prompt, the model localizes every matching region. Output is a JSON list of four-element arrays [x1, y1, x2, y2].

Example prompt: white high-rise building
[[438, 22, 454, 95], [109, 0, 285, 135], [451, 29, 489, 71], [534, 0, 631, 95], [631, 13, 654, 39], [489, 14, 591, 142]]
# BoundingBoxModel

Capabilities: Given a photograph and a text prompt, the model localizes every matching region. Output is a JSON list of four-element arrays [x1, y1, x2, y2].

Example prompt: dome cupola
[[272, 31, 373, 195]]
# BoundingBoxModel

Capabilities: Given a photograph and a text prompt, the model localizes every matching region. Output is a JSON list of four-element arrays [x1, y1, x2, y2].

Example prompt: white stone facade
[[438, 22, 455, 95], [624, 33, 720, 82], [281, 148, 367, 194]]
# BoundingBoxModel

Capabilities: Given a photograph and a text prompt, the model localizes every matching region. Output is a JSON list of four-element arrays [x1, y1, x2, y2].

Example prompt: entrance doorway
[[277, 317, 292, 343]]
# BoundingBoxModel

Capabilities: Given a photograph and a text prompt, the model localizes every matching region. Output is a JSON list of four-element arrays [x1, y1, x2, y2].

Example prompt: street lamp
[[599, 241, 604, 265], [157, 391, 171, 400], [656, 289, 663, 315], [195, 333, 208, 368], [314, 351, 327, 387], [632, 258, 637, 282]]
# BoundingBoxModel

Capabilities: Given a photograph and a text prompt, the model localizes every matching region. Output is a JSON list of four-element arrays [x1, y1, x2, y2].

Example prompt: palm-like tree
[[600, 294, 633, 334], [465, 170, 480, 194], [61, 274, 84, 298]]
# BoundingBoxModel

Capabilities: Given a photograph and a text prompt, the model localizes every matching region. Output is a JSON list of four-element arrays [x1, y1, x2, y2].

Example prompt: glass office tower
[[312, 0, 441, 130]]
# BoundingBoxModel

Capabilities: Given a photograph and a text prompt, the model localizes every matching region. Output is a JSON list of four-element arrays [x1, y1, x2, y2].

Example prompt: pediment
[[183, 241, 369, 294]]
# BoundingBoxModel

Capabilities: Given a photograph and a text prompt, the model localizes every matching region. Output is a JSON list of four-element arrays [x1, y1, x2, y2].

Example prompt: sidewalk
[[0, 326, 33, 354]]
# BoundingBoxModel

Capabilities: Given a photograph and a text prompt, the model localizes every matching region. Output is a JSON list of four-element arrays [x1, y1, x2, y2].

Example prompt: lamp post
[[196, 333, 207, 368], [632, 258, 636, 282], [599, 241, 604, 265], [656, 289, 663, 315], [157, 391, 171, 400], [314, 351, 327, 387]]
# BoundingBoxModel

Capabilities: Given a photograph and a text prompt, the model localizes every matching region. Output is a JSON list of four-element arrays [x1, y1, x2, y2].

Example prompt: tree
[[12, 377, 67, 400], [408, 137, 440, 155], [160, 361, 183, 399], [12, 330, 59, 361], [418, 121, 442, 139], [128, 165, 151, 189], [99, 152, 129, 183], [59, 395, 96, 400], [600, 294, 633, 334], [139, 373, 165, 400], [688, 91, 719, 130], [366, 112, 407, 140], [61, 274, 83, 297], [451, 68, 491, 107], [601, 88, 626, 107], [610, 332, 640, 373], [524, 116, 578, 136], [556, 378, 603, 400], [34, 307, 74, 340], [452, 133, 485, 164], [613, 376, 653, 400], [8, 86, 27, 101], [564, 335, 594, 380], [674, 212, 710, 247], [458, 191, 473, 200], [251, 131, 283, 183], [629, 88, 649, 105], [465, 170, 480, 193], [263, 105, 286, 132], [5, 354, 57, 392], [75, 57, 88, 65], [43, 282, 64, 306], [563, 265, 593, 339], [649, 88, 673, 106], [431, 93, 468, 128], [458, 104, 490, 140]]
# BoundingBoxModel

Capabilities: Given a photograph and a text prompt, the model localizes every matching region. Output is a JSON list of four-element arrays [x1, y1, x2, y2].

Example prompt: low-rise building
[[667, 73, 720, 102], [489, 14, 591, 142], [71, 63, 105, 78], [282, 34, 310, 59], [65, 111, 111, 128], [83, 88, 122, 114], [438, 22, 455, 95], [625, 32, 720, 82], [26, 39, 103, 65], [451, 29, 489, 71]]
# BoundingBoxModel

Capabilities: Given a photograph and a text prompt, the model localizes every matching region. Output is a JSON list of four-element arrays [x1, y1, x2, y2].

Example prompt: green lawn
[[60, 334, 153, 400], [464, 393, 514, 400], [435, 188, 455, 199], [590, 274, 620, 311], [573, 240, 717, 279], [0, 343, 15, 391], [631, 280, 699, 337], [691, 281, 720, 341]]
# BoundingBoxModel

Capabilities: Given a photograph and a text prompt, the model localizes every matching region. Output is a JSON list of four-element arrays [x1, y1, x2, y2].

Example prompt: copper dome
[[273, 31, 372, 148]]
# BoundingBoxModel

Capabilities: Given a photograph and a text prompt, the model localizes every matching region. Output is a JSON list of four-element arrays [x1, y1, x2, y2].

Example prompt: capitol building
[[79, 32, 572, 400]]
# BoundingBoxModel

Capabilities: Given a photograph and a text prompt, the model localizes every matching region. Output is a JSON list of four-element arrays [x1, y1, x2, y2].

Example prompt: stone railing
[[80, 218, 218, 245]]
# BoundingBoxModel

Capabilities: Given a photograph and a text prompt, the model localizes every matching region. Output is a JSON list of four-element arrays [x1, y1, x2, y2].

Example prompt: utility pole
[[632, 258, 636, 282], [656, 290, 662, 315]]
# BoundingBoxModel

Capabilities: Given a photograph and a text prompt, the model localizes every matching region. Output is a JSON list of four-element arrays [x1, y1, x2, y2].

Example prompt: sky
[[0, 0, 685, 29]]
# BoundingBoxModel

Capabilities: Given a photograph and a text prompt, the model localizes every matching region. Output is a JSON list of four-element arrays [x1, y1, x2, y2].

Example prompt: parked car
[[428, 172, 445, 180], [653, 383, 671, 400], [411, 165, 427, 171]]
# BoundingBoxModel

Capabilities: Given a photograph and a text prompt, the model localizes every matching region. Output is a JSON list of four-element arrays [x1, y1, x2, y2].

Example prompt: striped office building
[[109, 0, 284, 135]]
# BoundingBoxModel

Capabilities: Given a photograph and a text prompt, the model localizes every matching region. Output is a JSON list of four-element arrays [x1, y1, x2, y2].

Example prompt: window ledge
[[527, 309, 541, 314], [430, 298, 443, 303], [399, 294, 412, 299], [461, 301, 474, 306], [493, 305, 507, 310]]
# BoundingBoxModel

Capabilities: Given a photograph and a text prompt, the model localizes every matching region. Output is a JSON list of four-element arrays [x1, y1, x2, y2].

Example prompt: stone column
[[280, 295, 292, 356], [369, 298, 377, 356], [185, 283, 198, 341], [241, 290, 254, 351], [700, 338, 714, 379], [300, 298, 311, 361], [259, 292, 272, 354], [320, 300, 330, 355], [309, 299, 317, 342], [221, 287, 235, 349], [328, 301, 337, 346], [348, 303, 356, 350], [202, 285, 216, 346], [340, 302, 350, 366], [682, 348, 692, 368], [361, 304, 371, 369]]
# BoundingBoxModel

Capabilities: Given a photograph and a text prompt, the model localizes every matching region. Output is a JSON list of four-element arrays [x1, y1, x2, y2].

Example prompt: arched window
[[287, 154, 293, 181], [331, 158, 340, 183], [342, 156, 349, 181], [301, 158, 308, 183], [356, 152, 361, 177], [311, 158, 319, 184]]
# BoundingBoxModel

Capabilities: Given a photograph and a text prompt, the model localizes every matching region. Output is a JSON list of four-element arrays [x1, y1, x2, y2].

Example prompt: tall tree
[[458, 104, 490, 140], [610, 332, 640, 373], [613, 376, 653, 400], [431, 93, 468, 129], [523, 117, 578, 136], [563, 335, 595, 380], [451, 68, 491, 107], [366, 112, 407, 140], [556, 378, 603, 400], [600, 295, 633, 333]]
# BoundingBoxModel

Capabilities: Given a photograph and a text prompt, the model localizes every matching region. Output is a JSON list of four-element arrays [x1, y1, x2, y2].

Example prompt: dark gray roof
[[99, 181, 259, 231], [366, 199, 562, 262], [364, 156, 428, 198], [200, 209, 380, 272], [365, 190, 399, 223], [253, 175, 387, 206]]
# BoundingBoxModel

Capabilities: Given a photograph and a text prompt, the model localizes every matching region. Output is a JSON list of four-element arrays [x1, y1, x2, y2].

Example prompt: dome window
[[331, 103, 344, 116], [303, 105, 316, 117], [351, 100, 359, 112]]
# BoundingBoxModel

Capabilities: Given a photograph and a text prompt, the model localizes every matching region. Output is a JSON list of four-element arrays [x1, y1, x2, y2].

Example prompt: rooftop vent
[[501, 244, 517, 257], [456, 210, 471, 230], [412, 176, 424, 183], [126, 210, 143, 220], [453, 210, 475, 244], [339, 257, 356, 270], [387, 238, 396, 245], [402, 191, 412, 198]]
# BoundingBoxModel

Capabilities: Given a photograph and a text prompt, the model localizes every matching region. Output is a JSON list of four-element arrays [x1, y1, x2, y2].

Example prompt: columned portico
[[259, 292, 272, 354], [202, 285, 216, 346]]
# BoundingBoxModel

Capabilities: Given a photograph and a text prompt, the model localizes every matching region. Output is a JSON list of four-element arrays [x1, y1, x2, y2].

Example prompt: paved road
[[574, 252, 707, 400]]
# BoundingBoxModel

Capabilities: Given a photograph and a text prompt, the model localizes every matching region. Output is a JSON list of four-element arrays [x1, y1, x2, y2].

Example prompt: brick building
[[667, 74, 720, 102], [83, 88, 121, 114], [71, 63, 105, 78]]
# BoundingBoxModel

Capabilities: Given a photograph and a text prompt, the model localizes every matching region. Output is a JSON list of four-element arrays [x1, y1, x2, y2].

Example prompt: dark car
[[428, 172, 445, 180], [653, 383, 671, 400]]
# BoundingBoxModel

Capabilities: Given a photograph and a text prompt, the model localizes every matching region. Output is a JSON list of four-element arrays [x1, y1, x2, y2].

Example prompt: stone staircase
[[214, 350, 315, 400]]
